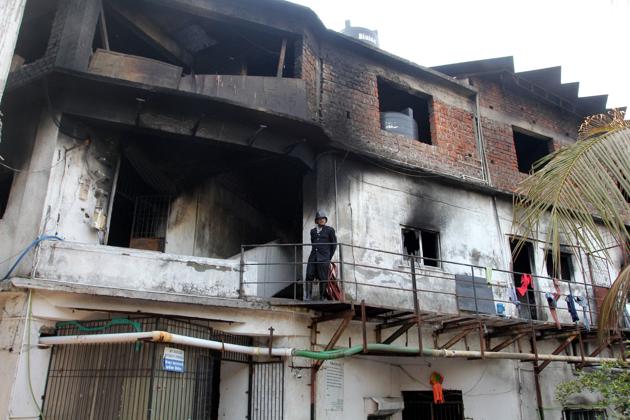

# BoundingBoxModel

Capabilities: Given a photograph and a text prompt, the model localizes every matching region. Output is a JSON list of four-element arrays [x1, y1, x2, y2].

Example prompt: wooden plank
[[0, 0, 27, 102], [108, 0, 193, 67], [88, 49, 182, 89]]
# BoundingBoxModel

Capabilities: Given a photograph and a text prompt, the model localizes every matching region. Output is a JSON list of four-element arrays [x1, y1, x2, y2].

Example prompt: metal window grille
[[42, 317, 251, 419], [249, 361, 284, 420], [564, 409, 608, 420], [130, 195, 171, 249]]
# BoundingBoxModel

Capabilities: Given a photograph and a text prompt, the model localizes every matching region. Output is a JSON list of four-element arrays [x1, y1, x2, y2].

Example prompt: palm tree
[[513, 109, 630, 338]]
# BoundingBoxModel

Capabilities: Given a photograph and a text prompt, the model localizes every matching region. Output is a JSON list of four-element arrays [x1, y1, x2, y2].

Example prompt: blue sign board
[[162, 347, 185, 373]]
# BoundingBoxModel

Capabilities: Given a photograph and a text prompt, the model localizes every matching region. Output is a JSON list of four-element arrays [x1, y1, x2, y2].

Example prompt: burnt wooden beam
[[535, 334, 578, 373], [382, 322, 415, 345], [98, 5, 110, 51], [276, 38, 287, 77], [55, 0, 102, 71], [108, 0, 193, 67]]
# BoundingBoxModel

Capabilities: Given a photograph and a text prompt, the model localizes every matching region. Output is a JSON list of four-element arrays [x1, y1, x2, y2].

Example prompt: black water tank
[[380, 108, 419, 140]]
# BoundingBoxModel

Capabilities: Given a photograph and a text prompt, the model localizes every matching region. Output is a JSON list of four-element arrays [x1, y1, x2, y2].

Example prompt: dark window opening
[[107, 132, 304, 260], [510, 239, 538, 320], [402, 390, 464, 420], [100, 0, 297, 77], [546, 250, 573, 281], [402, 227, 439, 267], [12, 0, 59, 69], [563, 408, 607, 420], [513, 128, 553, 173], [0, 168, 14, 218], [107, 153, 170, 251], [378, 78, 432, 144]]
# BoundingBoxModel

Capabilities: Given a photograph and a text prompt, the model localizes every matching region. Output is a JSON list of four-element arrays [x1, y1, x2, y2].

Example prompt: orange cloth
[[432, 382, 444, 404]]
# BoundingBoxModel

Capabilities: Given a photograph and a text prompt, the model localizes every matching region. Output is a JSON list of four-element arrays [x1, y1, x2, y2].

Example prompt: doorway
[[402, 390, 464, 420], [510, 239, 538, 320]]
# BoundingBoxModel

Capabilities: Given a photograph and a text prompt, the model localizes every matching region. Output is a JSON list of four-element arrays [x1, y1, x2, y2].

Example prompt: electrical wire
[[2, 236, 64, 280]]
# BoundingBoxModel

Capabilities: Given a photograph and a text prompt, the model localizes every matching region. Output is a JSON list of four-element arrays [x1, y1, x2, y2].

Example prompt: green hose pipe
[[293, 343, 421, 360]]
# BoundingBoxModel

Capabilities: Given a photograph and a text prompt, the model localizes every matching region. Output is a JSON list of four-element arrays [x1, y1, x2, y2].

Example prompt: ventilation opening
[[402, 227, 439, 267], [11, 0, 59, 70], [99, 0, 298, 77], [0, 168, 13, 218], [546, 250, 573, 282], [378, 78, 432, 144], [513, 128, 553, 173], [563, 409, 608, 420]]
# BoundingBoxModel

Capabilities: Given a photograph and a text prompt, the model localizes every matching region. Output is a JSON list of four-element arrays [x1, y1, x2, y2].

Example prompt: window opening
[[101, 0, 298, 77], [0, 168, 13, 219], [378, 78, 432, 144], [402, 390, 464, 420], [546, 250, 573, 281], [510, 239, 538, 320], [513, 128, 553, 173], [563, 408, 607, 420], [402, 227, 439, 267]]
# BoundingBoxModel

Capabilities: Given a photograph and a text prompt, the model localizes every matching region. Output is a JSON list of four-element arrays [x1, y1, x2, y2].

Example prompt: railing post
[[338, 244, 345, 302], [239, 245, 245, 298]]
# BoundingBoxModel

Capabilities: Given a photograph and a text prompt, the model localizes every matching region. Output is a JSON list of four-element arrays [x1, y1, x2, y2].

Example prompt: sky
[[288, 0, 630, 110]]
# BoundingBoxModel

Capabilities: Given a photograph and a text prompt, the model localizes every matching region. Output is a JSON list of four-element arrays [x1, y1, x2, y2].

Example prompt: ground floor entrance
[[402, 390, 464, 420]]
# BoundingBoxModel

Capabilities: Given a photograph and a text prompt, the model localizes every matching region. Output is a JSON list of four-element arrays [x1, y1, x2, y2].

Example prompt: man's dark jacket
[[308, 225, 337, 262]]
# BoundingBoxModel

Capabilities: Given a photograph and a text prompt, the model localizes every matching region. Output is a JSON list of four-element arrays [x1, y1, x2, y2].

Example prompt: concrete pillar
[[0, 0, 27, 105], [0, 291, 28, 419]]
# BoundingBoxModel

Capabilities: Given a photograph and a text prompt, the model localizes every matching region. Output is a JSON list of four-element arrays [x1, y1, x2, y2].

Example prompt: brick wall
[[473, 76, 582, 191], [318, 43, 483, 180]]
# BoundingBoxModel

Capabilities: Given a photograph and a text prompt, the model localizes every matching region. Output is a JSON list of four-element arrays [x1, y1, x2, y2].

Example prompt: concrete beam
[[0, 0, 27, 105], [54, 0, 102, 71]]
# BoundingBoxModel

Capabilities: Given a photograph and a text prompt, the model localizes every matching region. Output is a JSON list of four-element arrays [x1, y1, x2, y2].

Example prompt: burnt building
[[0, 1, 626, 419]]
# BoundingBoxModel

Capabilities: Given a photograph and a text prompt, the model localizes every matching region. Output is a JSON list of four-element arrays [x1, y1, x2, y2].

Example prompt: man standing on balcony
[[305, 210, 337, 300]]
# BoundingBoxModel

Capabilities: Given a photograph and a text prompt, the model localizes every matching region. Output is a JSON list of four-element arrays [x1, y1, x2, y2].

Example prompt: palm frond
[[598, 265, 630, 340], [513, 110, 630, 334]]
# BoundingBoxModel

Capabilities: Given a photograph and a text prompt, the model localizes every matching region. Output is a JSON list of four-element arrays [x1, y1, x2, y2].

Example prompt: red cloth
[[516, 274, 532, 296], [325, 262, 342, 301], [432, 383, 444, 404]]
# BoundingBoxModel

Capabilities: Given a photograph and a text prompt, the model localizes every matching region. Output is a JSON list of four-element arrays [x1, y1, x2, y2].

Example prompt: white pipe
[[39, 331, 622, 364], [39, 331, 294, 357]]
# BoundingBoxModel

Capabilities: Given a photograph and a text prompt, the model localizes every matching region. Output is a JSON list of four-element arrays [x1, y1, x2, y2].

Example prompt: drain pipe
[[39, 332, 623, 364]]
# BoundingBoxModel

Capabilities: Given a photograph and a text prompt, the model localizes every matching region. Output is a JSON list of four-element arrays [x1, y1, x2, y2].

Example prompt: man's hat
[[315, 210, 328, 222]]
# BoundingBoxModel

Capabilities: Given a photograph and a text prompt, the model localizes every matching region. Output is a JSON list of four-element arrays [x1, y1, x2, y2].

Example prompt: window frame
[[400, 225, 441, 268]]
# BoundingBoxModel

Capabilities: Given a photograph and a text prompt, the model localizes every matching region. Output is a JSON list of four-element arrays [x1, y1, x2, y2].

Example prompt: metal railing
[[238, 242, 624, 330]]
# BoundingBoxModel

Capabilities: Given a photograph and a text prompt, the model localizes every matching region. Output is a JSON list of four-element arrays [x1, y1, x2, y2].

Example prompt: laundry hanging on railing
[[545, 278, 562, 329], [574, 296, 590, 331], [566, 294, 580, 322], [516, 274, 532, 296], [507, 283, 520, 307]]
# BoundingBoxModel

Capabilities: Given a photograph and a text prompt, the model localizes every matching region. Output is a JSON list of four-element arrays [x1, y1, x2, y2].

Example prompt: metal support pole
[[361, 300, 368, 353], [410, 256, 423, 353], [294, 245, 298, 300], [478, 321, 485, 359]]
